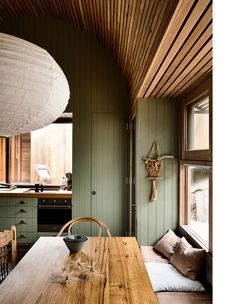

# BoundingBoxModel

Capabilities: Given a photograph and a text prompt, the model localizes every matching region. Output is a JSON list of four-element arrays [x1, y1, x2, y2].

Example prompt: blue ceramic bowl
[[63, 234, 88, 253]]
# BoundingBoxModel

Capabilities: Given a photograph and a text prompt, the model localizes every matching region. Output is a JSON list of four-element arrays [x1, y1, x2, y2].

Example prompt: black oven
[[38, 198, 72, 232]]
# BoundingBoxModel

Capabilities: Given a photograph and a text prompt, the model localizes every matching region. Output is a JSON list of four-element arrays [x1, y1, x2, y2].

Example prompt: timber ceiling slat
[[0, 1, 12, 19], [41, 0, 54, 17], [154, 6, 212, 97], [21, 0, 38, 16], [113, 0, 118, 60], [128, 0, 156, 82], [0, 0, 212, 106], [71, 0, 82, 28], [42, 0, 53, 17], [110, 0, 114, 54], [106, 0, 111, 53], [116, 0, 123, 63], [144, 0, 210, 98], [77, 0, 87, 30], [85, 0, 93, 36], [7, 0, 24, 16], [130, 0, 177, 101], [116, 0, 124, 66], [93, 1, 98, 39], [157, 23, 212, 97], [28, 1, 39, 16], [89, 1, 96, 39], [115, 0, 121, 60], [122, 0, 137, 75], [99, 0, 105, 43], [168, 52, 212, 97], [172, 59, 212, 97], [131, 0, 153, 67], [97, 1, 103, 41], [115, 0, 121, 61], [53, 0, 64, 21], [66, 0, 77, 26], [136, 0, 196, 98], [81, 0, 91, 35], [130, 0, 159, 76], [129, 0, 159, 97], [161, 40, 212, 97], [33, 0, 48, 16], [127, 0, 145, 81], [178, 71, 211, 99]]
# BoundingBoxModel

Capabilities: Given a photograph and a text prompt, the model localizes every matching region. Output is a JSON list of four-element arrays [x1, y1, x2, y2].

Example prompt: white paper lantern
[[0, 33, 70, 137]]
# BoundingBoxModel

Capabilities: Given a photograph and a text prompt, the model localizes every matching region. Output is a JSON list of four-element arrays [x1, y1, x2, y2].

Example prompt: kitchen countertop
[[0, 188, 72, 198]]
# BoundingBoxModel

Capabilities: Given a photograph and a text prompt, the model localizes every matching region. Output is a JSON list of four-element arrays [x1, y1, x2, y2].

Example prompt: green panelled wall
[[0, 17, 129, 236], [91, 113, 127, 235], [135, 98, 179, 245]]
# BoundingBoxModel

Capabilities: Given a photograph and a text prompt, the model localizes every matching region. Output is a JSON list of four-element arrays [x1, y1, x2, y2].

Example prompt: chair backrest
[[35, 164, 53, 184], [0, 226, 17, 283], [57, 217, 111, 237]]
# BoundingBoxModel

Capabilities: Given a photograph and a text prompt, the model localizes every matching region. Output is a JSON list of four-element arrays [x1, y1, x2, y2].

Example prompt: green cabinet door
[[0, 198, 7, 230], [5, 198, 37, 244], [91, 113, 127, 236]]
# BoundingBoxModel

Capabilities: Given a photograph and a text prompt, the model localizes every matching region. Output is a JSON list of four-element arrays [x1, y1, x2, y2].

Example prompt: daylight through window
[[9, 123, 72, 185]]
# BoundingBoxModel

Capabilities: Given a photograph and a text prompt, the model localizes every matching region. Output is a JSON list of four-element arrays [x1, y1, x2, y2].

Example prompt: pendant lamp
[[0, 33, 70, 137]]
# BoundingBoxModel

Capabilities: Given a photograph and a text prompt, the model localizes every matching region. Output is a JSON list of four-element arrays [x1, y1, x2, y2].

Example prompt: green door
[[91, 113, 127, 236]]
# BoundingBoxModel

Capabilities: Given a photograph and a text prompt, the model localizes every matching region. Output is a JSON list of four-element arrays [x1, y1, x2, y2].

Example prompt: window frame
[[179, 77, 212, 253], [181, 78, 212, 162]]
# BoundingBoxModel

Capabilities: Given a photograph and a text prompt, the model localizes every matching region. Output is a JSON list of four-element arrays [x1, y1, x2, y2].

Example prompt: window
[[180, 77, 212, 252], [186, 164, 210, 245], [186, 96, 209, 151], [5, 121, 72, 185]]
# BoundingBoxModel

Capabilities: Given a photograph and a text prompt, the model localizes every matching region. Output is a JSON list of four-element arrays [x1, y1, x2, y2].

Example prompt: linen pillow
[[170, 237, 205, 280], [154, 229, 180, 259], [145, 262, 205, 292]]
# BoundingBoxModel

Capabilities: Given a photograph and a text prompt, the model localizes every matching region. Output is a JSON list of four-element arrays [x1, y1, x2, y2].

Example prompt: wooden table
[[0, 237, 157, 303]]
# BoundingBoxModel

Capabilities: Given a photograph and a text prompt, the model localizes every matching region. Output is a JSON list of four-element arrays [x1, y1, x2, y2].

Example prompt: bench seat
[[140, 246, 212, 304], [157, 291, 212, 304]]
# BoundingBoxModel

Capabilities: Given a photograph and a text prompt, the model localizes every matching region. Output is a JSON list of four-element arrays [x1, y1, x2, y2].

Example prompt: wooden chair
[[0, 226, 17, 283], [57, 217, 111, 237]]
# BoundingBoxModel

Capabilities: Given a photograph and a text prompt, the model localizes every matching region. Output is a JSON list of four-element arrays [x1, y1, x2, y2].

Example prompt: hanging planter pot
[[143, 140, 174, 202]]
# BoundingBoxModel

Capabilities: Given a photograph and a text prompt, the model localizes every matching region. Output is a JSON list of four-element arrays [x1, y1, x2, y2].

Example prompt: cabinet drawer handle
[[19, 200, 26, 205], [18, 234, 26, 239], [19, 209, 27, 213]]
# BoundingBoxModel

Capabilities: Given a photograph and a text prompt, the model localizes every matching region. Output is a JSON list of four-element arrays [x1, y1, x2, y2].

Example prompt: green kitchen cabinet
[[0, 198, 7, 231], [0, 198, 37, 244]]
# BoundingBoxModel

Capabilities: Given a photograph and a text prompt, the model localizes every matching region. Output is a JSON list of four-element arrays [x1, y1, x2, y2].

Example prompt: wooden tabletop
[[0, 237, 157, 304]]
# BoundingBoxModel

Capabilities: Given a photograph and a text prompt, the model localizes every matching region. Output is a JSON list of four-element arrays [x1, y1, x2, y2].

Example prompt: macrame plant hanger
[[143, 140, 174, 202]]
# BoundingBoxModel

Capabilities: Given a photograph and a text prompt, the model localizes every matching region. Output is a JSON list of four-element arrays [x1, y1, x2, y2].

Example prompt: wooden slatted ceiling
[[135, 0, 212, 105], [0, 0, 212, 109]]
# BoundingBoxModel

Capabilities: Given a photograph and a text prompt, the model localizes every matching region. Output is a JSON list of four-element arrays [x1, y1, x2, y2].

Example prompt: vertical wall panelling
[[91, 113, 127, 236], [0, 17, 129, 236], [136, 98, 179, 245]]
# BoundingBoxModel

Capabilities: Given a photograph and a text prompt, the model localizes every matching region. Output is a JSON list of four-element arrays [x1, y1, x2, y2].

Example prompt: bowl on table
[[63, 234, 88, 253]]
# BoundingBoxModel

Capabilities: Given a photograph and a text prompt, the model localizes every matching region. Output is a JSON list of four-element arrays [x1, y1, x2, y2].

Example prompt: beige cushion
[[154, 229, 180, 260], [170, 237, 205, 280], [140, 246, 168, 263]]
